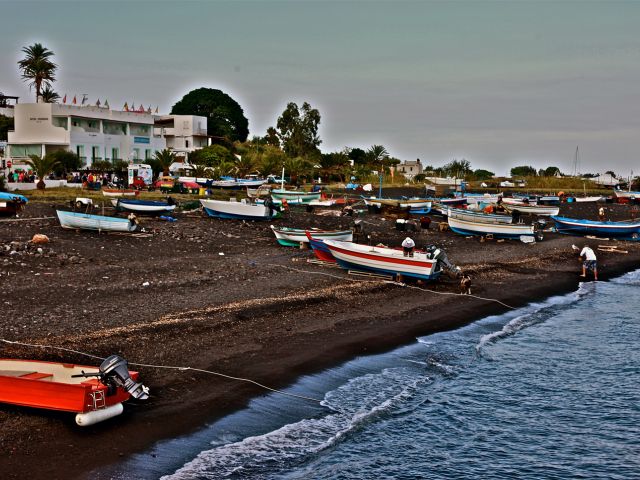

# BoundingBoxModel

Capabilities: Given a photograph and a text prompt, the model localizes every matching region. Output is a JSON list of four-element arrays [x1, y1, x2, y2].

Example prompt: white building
[[154, 115, 208, 158], [395, 159, 423, 180]]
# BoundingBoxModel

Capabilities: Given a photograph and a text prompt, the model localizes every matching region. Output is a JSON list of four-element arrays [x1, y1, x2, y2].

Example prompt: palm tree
[[25, 154, 60, 190], [367, 145, 389, 197], [39, 86, 60, 103], [234, 155, 256, 178], [154, 149, 176, 175], [191, 164, 211, 184], [17, 43, 57, 102], [285, 157, 313, 185]]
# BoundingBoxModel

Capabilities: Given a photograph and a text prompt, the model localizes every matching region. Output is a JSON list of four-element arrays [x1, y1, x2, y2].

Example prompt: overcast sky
[[2, 0, 640, 175]]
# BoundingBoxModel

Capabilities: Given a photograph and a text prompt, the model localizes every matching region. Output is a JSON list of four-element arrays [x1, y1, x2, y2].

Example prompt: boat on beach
[[305, 231, 337, 262], [200, 198, 279, 220], [271, 189, 321, 204], [0, 355, 148, 426], [112, 198, 176, 214], [574, 196, 605, 203], [323, 239, 443, 280], [613, 189, 640, 200], [271, 225, 353, 246], [102, 188, 139, 198], [446, 206, 512, 224], [503, 204, 560, 216], [551, 215, 640, 240], [56, 210, 139, 232], [0, 191, 28, 217], [448, 216, 541, 240]]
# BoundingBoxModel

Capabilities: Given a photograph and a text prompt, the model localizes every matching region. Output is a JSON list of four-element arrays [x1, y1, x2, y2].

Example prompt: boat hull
[[102, 189, 139, 197], [112, 199, 176, 214], [305, 232, 337, 262], [551, 215, 640, 240], [271, 190, 321, 204], [57, 210, 137, 232], [447, 207, 512, 224], [448, 216, 535, 238], [505, 205, 560, 216], [271, 226, 353, 246], [324, 240, 441, 280], [200, 199, 276, 220]]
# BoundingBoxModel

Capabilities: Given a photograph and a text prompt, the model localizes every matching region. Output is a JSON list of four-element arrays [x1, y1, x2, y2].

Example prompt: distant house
[[588, 173, 618, 187], [396, 158, 423, 180]]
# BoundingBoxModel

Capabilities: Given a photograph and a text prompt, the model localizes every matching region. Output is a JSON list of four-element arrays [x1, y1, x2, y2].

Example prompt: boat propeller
[[72, 355, 149, 400]]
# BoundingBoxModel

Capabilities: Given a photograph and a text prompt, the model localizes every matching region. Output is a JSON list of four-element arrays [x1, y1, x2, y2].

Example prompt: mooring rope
[[266, 263, 516, 310], [0, 339, 323, 404]]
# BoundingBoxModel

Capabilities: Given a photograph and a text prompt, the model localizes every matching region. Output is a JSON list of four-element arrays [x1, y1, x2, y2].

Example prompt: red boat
[[102, 188, 140, 198], [305, 231, 337, 262], [0, 355, 148, 426]]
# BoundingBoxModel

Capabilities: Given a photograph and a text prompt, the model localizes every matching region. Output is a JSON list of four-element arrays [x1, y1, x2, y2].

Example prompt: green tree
[[319, 151, 351, 182], [47, 150, 83, 176], [443, 159, 472, 177], [113, 160, 129, 175], [234, 155, 256, 178], [191, 164, 212, 182], [276, 102, 321, 158], [284, 157, 313, 185], [154, 149, 176, 175], [171, 88, 249, 142], [347, 147, 367, 166], [542, 166, 561, 177], [264, 127, 280, 147], [189, 144, 235, 168], [0, 115, 14, 141], [25, 154, 59, 189], [17, 43, 57, 101], [40, 86, 59, 103], [92, 160, 112, 173], [472, 169, 495, 180], [257, 146, 286, 177], [366, 145, 389, 166], [510, 165, 537, 177]]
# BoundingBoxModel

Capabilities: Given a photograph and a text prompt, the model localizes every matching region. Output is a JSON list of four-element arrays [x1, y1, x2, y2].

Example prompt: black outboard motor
[[100, 355, 149, 400], [534, 219, 546, 242], [426, 245, 461, 276]]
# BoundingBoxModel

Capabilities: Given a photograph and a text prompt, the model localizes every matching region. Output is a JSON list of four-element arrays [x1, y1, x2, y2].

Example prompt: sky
[[2, 0, 640, 176]]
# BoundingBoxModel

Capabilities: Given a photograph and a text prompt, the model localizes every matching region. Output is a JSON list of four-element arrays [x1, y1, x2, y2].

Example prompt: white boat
[[309, 199, 337, 206], [200, 199, 277, 220], [364, 197, 432, 210], [271, 189, 321, 204], [461, 193, 503, 206], [57, 210, 138, 232], [324, 240, 442, 281], [613, 189, 640, 199], [501, 197, 538, 206], [102, 189, 139, 198], [503, 204, 560, 216], [574, 196, 605, 203], [446, 207, 512, 224], [270, 226, 353, 246], [448, 216, 539, 239], [111, 199, 176, 214]]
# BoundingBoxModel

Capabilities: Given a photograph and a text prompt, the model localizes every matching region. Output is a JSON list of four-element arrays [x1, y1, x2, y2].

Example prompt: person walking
[[579, 245, 598, 280]]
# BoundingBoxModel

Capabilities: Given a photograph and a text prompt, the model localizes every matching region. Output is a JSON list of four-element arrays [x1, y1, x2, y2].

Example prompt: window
[[133, 148, 140, 160], [112, 148, 119, 161], [185, 139, 190, 148], [92, 146, 100, 160], [145, 149, 151, 160], [76, 145, 85, 158]]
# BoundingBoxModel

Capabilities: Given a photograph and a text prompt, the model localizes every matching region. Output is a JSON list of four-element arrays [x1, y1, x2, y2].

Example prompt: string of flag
[[60, 94, 158, 114]]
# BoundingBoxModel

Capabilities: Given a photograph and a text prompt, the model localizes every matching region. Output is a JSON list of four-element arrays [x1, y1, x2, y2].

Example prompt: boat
[[200, 198, 279, 220], [446, 207, 512, 224], [613, 189, 640, 200], [430, 197, 468, 215], [0, 191, 28, 217], [550, 215, 640, 240], [271, 189, 321, 204], [246, 185, 272, 198], [501, 196, 536, 206], [448, 216, 541, 240], [0, 355, 148, 426], [112, 198, 176, 214], [270, 225, 353, 246], [574, 196, 605, 203], [503, 204, 560, 216], [363, 197, 432, 210], [102, 188, 139, 197], [461, 192, 504, 206], [305, 232, 336, 262], [323, 240, 443, 281], [57, 210, 139, 232], [537, 195, 560, 206]]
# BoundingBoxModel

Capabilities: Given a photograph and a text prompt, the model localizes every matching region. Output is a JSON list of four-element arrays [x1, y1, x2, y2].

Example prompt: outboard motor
[[100, 355, 149, 400], [534, 219, 546, 242], [425, 245, 461, 276]]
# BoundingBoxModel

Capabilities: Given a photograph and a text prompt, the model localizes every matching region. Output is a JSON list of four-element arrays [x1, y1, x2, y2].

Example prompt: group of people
[[5, 170, 36, 183]]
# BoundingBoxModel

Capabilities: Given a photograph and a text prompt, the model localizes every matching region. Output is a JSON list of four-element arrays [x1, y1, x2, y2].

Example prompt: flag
[[154, 106, 158, 113], [104, 99, 109, 109], [131, 102, 135, 111], [72, 95, 77, 105], [123, 102, 129, 111], [81, 95, 87, 106], [138, 104, 145, 113], [147, 105, 152, 113], [62, 94, 67, 104], [96, 99, 101, 107]]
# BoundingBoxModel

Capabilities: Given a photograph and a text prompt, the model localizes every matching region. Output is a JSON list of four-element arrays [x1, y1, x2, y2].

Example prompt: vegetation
[[510, 165, 537, 177], [171, 88, 249, 142], [25, 154, 60, 189], [17, 43, 57, 101], [46, 150, 83, 176], [39, 86, 60, 103], [274, 102, 321, 160], [152, 149, 176, 176], [0, 114, 14, 141]]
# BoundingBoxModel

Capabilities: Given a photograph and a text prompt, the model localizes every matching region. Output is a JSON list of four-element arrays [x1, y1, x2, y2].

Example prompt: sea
[[101, 270, 640, 480]]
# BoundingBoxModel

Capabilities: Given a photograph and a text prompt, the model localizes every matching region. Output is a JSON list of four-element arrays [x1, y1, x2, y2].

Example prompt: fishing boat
[[57, 210, 139, 232], [448, 216, 541, 240], [0, 355, 148, 426], [200, 199, 278, 220], [503, 204, 560, 216], [246, 185, 272, 198], [501, 196, 536, 206], [271, 225, 353, 246], [430, 197, 468, 215], [550, 215, 640, 240], [363, 197, 432, 210], [613, 188, 640, 200], [323, 240, 442, 281], [112, 198, 176, 214], [462, 192, 504, 206], [102, 188, 139, 198], [537, 195, 560, 206], [305, 231, 336, 262], [271, 189, 321, 204], [446, 207, 512, 224], [574, 196, 605, 203], [0, 192, 28, 217]]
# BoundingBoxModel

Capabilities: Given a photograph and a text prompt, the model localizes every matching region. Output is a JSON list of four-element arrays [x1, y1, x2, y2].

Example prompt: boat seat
[[20, 372, 54, 381]]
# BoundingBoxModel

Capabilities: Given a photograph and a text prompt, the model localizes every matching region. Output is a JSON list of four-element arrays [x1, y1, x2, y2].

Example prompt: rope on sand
[[266, 263, 516, 310], [0, 339, 323, 404]]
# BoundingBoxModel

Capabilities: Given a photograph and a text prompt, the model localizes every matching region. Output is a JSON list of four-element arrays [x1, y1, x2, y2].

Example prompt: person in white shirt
[[402, 237, 415, 257], [579, 245, 598, 280]]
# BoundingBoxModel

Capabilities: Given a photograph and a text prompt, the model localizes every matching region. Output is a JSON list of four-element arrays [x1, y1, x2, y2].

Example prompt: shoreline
[[1, 201, 639, 479]]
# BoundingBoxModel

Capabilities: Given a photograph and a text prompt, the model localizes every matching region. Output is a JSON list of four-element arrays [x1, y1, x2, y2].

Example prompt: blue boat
[[199, 199, 278, 220], [551, 215, 640, 240], [112, 199, 176, 214], [57, 210, 138, 232]]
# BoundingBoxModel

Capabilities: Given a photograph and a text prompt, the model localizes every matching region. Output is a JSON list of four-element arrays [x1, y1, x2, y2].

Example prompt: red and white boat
[[102, 188, 140, 197], [323, 240, 443, 280], [0, 355, 148, 426]]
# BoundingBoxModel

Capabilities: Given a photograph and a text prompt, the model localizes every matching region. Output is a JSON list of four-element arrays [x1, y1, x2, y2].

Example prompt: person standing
[[402, 237, 415, 257], [598, 206, 605, 222], [579, 245, 598, 280]]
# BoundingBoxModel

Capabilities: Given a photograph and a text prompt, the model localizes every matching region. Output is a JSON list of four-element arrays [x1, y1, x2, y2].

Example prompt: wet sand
[[1, 195, 638, 479]]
